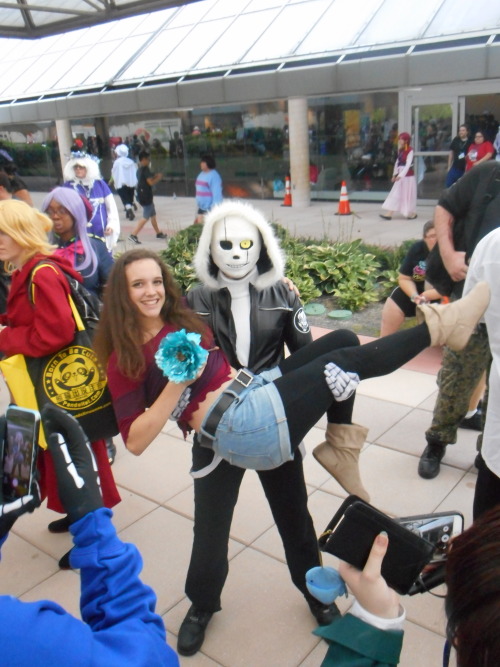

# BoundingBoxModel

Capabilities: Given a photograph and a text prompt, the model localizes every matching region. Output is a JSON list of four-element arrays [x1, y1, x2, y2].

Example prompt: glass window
[[243, 1, 330, 61], [358, 0, 443, 46], [209, 0, 250, 20], [167, 0, 217, 28], [4, 53, 62, 98], [426, 0, 500, 37], [83, 36, 147, 86], [156, 19, 232, 75], [197, 11, 280, 69], [308, 92, 399, 199], [118, 26, 191, 80], [296, 0, 382, 54]]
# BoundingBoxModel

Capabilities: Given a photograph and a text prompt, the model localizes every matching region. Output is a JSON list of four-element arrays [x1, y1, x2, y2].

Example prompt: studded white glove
[[324, 362, 360, 401]]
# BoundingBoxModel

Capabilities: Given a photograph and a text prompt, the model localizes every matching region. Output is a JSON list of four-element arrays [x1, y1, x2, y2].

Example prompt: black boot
[[105, 438, 117, 465], [48, 515, 70, 533], [418, 441, 446, 479], [305, 593, 340, 625], [177, 605, 214, 656]]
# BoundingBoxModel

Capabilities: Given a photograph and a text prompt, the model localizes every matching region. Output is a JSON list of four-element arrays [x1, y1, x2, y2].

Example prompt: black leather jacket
[[186, 282, 312, 373]]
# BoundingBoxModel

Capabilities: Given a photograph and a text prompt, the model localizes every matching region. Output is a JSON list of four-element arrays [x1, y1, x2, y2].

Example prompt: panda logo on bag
[[42, 345, 107, 412], [294, 308, 310, 334]]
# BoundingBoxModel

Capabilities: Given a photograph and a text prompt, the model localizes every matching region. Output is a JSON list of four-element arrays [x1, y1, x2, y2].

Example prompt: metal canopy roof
[[0, 1, 199, 39]]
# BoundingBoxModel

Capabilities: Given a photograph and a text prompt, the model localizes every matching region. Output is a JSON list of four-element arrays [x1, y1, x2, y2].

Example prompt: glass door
[[411, 101, 457, 200]]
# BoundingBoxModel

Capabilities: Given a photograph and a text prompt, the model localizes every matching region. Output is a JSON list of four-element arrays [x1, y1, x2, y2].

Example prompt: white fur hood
[[194, 200, 285, 290]]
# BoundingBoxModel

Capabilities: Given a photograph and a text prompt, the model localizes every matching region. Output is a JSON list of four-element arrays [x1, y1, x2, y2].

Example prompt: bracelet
[[410, 293, 418, 303]]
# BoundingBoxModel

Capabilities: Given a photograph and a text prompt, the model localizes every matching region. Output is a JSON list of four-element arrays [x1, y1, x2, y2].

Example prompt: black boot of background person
[[177, 604, 214, 656], [305, 593, 340, 625], [418, 440, 446, 479], [105, 438, 117, 465]]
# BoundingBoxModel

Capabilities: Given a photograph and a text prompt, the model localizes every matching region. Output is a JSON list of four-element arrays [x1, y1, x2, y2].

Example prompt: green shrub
[[160, 221, 412, 312]]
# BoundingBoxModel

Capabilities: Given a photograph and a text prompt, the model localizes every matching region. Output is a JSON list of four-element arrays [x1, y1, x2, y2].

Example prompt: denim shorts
[[199, 368, 292, 470], [142, 202, 156, 218]]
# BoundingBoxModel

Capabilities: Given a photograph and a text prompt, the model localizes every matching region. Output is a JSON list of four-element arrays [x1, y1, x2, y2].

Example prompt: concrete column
[[55, 118, 73, 171], [288, 97, 310, 207]]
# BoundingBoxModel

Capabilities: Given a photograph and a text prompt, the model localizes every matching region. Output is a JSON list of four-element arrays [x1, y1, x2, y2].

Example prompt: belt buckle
[[235, 369, 253, 388]]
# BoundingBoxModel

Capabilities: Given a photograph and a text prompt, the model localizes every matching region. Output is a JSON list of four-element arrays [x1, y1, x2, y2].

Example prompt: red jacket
[[0, 253, 82, 358]]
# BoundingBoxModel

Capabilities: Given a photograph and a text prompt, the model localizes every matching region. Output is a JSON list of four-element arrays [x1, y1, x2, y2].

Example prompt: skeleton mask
[[210, 216, 261, 280]]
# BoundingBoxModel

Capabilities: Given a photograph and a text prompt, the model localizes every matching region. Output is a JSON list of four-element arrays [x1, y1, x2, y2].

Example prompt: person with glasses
[[43, 187, 113, 299], [465, 131, 494, 172]]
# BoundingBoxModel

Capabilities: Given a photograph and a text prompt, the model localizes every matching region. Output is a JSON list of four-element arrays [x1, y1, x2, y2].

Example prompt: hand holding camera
[[338, 532, 401, 619], [0, 412, 41, 539]]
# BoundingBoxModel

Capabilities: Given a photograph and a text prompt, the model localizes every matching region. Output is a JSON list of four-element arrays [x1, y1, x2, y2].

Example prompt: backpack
[[29, 260, 101, 339]]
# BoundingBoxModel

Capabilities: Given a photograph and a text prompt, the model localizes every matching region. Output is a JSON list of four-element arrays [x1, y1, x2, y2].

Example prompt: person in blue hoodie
[[0, 404, 179, 667]]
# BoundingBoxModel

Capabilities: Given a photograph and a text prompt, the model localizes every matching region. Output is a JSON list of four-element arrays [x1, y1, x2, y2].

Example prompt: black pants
[[185, 444, 321, 612], [276, 324, 431, 450], [117, 185, 135, 208], [473, 454, 500, 519]]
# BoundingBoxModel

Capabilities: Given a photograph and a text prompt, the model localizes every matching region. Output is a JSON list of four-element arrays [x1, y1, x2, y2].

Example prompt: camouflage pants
[[425, 324, 491, 446]]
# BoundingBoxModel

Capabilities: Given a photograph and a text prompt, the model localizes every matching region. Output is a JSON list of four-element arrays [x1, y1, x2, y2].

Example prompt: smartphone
[[396, 511, 464, 563], [319, 495, 435, 595], [1, 406, 40, 502]]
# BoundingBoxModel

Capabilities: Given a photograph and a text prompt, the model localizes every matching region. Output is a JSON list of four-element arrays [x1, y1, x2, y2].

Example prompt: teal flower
[[155, 329, 208, 383]]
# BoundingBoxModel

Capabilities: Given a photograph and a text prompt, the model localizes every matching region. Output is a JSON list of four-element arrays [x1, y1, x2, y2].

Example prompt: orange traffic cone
[[337, 181, 351, 215], [282, 175, 292, 207]]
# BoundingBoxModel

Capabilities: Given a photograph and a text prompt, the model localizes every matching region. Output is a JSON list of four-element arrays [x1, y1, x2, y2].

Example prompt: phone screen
[[397, 513, 464, 563], [2, 407, 40, 501]]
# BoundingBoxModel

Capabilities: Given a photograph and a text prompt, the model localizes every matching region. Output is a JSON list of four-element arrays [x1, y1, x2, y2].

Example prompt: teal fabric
[[314, 614, 403, 667]]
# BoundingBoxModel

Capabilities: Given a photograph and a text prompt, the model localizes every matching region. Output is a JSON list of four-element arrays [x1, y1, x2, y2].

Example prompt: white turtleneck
[[217, 267, 259, 367]]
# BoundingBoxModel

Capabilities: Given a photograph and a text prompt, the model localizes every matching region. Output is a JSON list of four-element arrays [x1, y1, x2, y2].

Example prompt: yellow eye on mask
[[240, 239, 253, 250]]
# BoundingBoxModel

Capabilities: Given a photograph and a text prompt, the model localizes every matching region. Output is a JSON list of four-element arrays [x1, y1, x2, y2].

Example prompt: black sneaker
[[126, 208, 135, 221], [177, 605, 213, 656], [306, 595, 340, 626], [459, 410, 483, 432], [156, 232, 167, 239], [128, 234, 141, 244], [418, 442, 446, 479]]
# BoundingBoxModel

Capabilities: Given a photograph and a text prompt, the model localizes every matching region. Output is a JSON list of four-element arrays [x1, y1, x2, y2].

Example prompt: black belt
[[199, 369, 254, 449]]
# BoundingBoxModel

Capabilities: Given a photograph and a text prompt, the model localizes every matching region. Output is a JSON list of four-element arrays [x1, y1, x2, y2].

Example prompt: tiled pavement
[[1, 329, 472, 667], [1, 193, 468, 666]]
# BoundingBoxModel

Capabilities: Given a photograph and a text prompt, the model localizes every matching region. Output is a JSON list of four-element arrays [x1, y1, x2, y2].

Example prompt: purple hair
[[42, 186, 97, 276]]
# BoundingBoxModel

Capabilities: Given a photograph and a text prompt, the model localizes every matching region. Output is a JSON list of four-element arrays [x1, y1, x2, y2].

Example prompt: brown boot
[[417, 282, 490, 351], [313, 423, 370, 502]]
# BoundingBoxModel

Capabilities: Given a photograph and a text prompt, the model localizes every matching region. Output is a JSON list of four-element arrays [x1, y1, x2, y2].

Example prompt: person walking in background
[[380, 220, 441, 337], [128, 151, 166, 244], [63, 151, 120, 252], [446, 124, 472, 187], [465, 130, 494, 172], [111, 143, 138, 222], [380, 132, 417, 221], [194, 155, 222, 223]]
